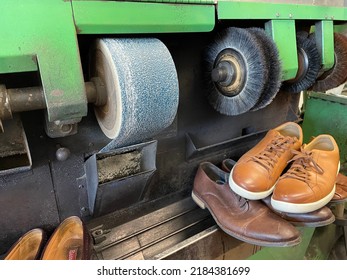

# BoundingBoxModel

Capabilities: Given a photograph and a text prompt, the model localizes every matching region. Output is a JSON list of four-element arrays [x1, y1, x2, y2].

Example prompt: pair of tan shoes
[[229, 122, 340, 214], [4, 216, 90, 260]]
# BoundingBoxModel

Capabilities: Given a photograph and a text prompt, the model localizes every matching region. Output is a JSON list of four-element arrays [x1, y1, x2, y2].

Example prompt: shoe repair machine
[[1, 0, 347, 259]]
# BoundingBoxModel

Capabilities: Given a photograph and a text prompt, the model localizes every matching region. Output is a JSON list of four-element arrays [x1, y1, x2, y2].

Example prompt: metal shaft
[[0, 78, 107, 121]]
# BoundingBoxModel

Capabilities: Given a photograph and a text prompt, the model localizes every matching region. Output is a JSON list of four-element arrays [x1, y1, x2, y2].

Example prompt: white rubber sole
[[271, 185, 336, 214], [228, 167, 276, 200], [271, 162, 340, 214]]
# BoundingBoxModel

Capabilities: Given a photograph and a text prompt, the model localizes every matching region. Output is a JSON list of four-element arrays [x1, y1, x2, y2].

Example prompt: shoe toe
[[245, 210, 301, 246], [272, 179, 314, 204], [232, 164, 274, 196]]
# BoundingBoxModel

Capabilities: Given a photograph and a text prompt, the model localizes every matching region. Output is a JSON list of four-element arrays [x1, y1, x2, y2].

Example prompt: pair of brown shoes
[[192, 162, 302, 247], [222, 158, 335, 228], [229, 122, 340, 214], [4, 216, 90, 260]]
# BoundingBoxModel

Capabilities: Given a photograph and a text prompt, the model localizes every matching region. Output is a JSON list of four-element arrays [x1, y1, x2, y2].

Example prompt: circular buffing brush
[[248, 27, 282, 111], [281, 32, 321, 93], [204, 27, 268, 116], [311, 32, 347, 92], [90, 38, 179, 151]]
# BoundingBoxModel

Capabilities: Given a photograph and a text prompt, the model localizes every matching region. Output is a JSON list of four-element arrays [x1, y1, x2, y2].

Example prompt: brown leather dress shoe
[[229, 122, 303, 200], [41, 216, 91, 260], [192, 162, 301, 247], [262, 196, 335, 227], [5, 228, 45, 260], [331, 173, 347, 203], [272, 134, 340, 213]]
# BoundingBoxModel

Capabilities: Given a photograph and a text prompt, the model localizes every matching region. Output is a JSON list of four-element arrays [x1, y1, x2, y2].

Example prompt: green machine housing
[[0, 0, 347, 260]]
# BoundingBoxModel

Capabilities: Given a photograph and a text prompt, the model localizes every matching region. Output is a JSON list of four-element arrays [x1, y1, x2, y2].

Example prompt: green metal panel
[[72, 1, 215, 34], [217, 1, 347, 20], [248, 227, 315, 260], [0, 0, 87, 122], [302, 92, 347, 174], [265, 20, 298, 81], [315, 21, 335, 71], [116, 0, 215, 3]]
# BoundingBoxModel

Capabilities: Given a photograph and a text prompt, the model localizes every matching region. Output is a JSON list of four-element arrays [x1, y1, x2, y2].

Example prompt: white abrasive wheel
[[90, 38, 179, 150]]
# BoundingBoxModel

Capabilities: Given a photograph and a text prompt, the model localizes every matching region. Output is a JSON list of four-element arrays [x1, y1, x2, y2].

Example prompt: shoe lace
[[237, 194, 249, 209], [280, 147, 324, 181], [250, 134, 297, 173]]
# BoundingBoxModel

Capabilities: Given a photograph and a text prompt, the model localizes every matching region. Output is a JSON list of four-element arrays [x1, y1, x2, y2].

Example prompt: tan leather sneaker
[[229, 122, 303, 200], [41, 216, 91, 260], [5, 228, 45, 260], [272, 134, 340, 213], [192, 162, 301, 247]]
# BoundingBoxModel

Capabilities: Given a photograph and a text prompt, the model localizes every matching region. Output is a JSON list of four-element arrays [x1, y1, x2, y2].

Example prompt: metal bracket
[[265, 19, 298, 81], [0, 0, 87, 122], [44, 112, 79, 138], [315, 21, 335, 72]]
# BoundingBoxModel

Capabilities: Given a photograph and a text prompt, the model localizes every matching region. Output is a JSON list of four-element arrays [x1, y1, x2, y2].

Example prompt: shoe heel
[[192, 192, 206, 209]]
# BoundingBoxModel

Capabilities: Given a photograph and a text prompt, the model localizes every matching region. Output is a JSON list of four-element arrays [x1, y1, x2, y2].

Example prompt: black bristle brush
[[204, 27, 268, 116]]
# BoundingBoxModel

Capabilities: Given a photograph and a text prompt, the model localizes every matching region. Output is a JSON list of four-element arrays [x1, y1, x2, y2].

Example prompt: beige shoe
[[272, 134, 340, 213], [229, 122, 303, 200], [5, 229, 45, 260], [41, 216, 91, 260]]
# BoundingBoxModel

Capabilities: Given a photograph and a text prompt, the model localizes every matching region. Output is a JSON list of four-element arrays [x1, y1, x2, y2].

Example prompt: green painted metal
[[305, 224, 342, 260], [116, 0, 215, 4], [248, 227, 315, 260], [302, 92, 347, 174], [265, 20, 298, 81], [217, 1, 347, 20], [0, 0, 87, 122], [72, 1, 215, 34], [315, 21, 335, 71]]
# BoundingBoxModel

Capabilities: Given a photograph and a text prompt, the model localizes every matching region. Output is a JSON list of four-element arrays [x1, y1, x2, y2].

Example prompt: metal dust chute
[[311, 32, 347, 92], [281, 32, 321, 93], [204, 27, 268, 116], [90, 38, 179, 151], [248, 27, 282, 111]]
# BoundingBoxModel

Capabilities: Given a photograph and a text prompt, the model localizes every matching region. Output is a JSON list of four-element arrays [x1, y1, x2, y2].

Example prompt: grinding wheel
[[311, 33, 347, 92], [90, 38, 179, 150], [204, 27, 268, 116]]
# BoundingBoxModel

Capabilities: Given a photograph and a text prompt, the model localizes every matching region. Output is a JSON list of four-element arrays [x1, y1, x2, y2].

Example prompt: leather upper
[[232, 122, 303, 193], [41, 216, 90, 260], [332, 173, 347, 202], [5, 229, 45, 260], [272, 134, 340, 204]]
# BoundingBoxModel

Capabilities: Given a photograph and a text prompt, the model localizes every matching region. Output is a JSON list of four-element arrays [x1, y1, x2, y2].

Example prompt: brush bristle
[[311, 33, 347, 92], [248, 27, 282, 111], [204, 27, 267, 116], [281, 34, 321, 93]]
